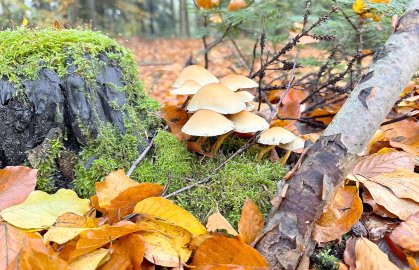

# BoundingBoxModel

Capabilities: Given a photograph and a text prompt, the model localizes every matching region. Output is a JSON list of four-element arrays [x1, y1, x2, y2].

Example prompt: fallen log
[[255, 1, 419, 269]]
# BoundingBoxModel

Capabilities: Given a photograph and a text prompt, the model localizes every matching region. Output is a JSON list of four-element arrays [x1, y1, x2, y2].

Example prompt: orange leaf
[[227, 0, 248, 11], [355, 237, 399, 270], [238, 199, 264, 244], [206, 212, 238, 236], [196, 0, 220, 9], [0, 166, 37, 211], [105, 183, 164, 223], [382, 119, 419, 155], [351, 151, 415, 178], [158, 105, 192, 141], [69, 221, 149, 261], [191, 236, 268, 268], [96, 169, 139, 209], [100, 234, 145, 270], [308, 108, 335, 125], [0, 221, 26, 269], [390, 212, 419, 252], [313, 186, 363, 243]]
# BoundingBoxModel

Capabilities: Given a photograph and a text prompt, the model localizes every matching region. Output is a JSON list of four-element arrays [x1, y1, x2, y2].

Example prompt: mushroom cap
[[235, 91, 255, 102], [173, 65, 219, 87], [228, 110, 269, 133], [258, 127, 296, 145], [187, 83, 246, 114], [181, 110, 235, 137], [170, 80, 202, 95], [278, 137, 305, 152], [220, 74, 259, 92]]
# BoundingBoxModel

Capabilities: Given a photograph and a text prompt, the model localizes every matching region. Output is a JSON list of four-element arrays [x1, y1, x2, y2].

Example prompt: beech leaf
[[355, 237, 400, 270], [0, 221, 26, 270], [206, 212, 238, 236], [238, 198, 264, 244], [69, 248, 110, 270], [390, 212, 419, 252]]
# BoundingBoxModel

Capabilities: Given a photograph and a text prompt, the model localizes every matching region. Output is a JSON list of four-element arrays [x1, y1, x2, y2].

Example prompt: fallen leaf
[[376, 236, 410, 269], [313, 186, 363, 243], [69, 221, 148, 261], [309, 108, 334, 125], [206, 212, 237, 236], [228, 0, 248, 11], [238, 198, 264, 244], [358, 176, 419, 220], [133, 197, 207, 236], [351, 151, 415, 178], [344, 236, 356, 270], [355, 237, 400, 270], [96, 170, 139, 209], [158, 105, 192, 141], [362, 189, 398, 218], [191, 236, 268, 268], [0, 166, 37, 211], [105, 183, 164, 223], [0, 221, 26, 269], [100, 233, 145, 270], [196, 0, 220, 9], [0, 189, 90, 230], [382, 119, 419, 155], [69, 248, 110, 270], [390, 212, 419, 252], [369, 169, 419, 202]]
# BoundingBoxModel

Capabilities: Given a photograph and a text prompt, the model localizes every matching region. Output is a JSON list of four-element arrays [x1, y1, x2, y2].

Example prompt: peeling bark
[[255, 1, 419, 269]]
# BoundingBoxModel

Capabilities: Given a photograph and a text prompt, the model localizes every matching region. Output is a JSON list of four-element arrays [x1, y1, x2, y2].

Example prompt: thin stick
[[126, 136, 156, 177], [381, 110, 418, 126]]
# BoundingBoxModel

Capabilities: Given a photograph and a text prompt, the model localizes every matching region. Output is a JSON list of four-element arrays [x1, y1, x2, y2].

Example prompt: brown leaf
[[227, 0, 249, 11], [158, 105, 192, 141], [355, 237, 400, 270], [187, 141, 213, 157], [238, 199, 264, 245], [100, 234, 145, 270], [362, 190, 398, 219], [359, 176, 419, 220], [390, 212, 419, 252], [352, 151, 415, 178], [206, 212, 238, 236], [0, 166, 37, 211], [370, 169, 419, 202], [0, 221, 26, 269], [105, 183, 164, 223], [382, 119, 419, 155], [191, 235, 268, 268], [344, 236, 356, 270], [313, 186, 363, 243]]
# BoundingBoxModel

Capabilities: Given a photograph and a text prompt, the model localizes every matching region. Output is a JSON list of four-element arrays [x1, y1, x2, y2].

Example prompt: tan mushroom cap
[[170, 80, 202, 95], [278, 137, 305, 152], [235, 91, 255, 102], [187, 83, 246, 114], [181, 110, 235, 137], [228, 110, 269, 133], [220, 74, 259, 92], [258, 127, 296, 145], [173, 65, 219, 87]]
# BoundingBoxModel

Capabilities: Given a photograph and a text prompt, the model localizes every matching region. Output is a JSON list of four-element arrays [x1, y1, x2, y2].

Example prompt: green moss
[[132, 130, 286, 226], [313, 249, 339, 270]]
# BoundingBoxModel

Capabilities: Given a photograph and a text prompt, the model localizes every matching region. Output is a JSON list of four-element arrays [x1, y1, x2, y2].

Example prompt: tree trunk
[[179, 0, 188, 37], [255, 1, 419, 269], [71, 0, 79, 25], [170, 0, 177, 36], [86, 0, 96, 28], [148, 0, 155, 35]]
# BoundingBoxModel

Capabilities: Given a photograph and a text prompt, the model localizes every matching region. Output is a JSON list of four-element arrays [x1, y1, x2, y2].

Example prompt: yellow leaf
[[355, 237, 400, 270], [22, 17, 28, 27], [206, 212, 238, 236], [44, 227, 88, 245], [370, 169, 419, 202], [69, 248, 110, 270], [0, 189, 90, 230], [238, 199, 264, 244], [196, 0, 220, 9], [353, 0, 367, 14], [140, 231, 180, 267], [96, 169, 139, 209], [133, 197, 207, 236]]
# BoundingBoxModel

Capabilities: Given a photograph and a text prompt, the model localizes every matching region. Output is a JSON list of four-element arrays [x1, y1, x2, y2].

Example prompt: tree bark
[[255, 1, 419, 269]]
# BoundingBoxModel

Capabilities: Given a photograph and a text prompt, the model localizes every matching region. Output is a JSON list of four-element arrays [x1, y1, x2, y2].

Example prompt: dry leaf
[[0, 221, 26, 269], [0, 166, 37, 211], [390, 212, 419, 252], [313, 186, 363, 243], [344, 236, 356, 270], [96, 169, 139, 209], [228, 0, 248, 11], [355, 237, 400, 270], [206, 212, 238, 235], [0, 189, 90, 230], [196, 0, 220, 9], [382, 119, 419, 155], [191, 235, 268, 268], [238, 198, 264, 244], [69, 248, 110, 270], [133, 197, 207, 236], [158, 105, 192, 141]]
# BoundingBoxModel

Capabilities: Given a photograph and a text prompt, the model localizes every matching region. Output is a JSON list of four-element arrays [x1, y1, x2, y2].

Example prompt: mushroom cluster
[[171, 65, 269, 154]]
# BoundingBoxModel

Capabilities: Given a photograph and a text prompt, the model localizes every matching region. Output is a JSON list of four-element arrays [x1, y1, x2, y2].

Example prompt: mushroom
[[220, 74, 258, 92], [256, 127, 297, 163], [276, 137, 305, 164], [211, 110, 269, 154], [187, 83, 246, 114], [235, 91, 255, 102], [170, 80, 202, 95], [173, 65, 219, 87]]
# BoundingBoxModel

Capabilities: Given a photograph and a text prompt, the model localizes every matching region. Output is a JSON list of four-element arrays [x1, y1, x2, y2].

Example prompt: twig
[[126, 136, 156, 177], [381, 110, 419, 126]]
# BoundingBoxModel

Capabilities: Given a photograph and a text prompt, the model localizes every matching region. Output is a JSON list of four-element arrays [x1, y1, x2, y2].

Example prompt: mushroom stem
[[181, 95, 192, 109], [256, 145, 275, 161], [196, 136, 207, 145], [280, 150, 291, 165], [211, 131, 234, 154]]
